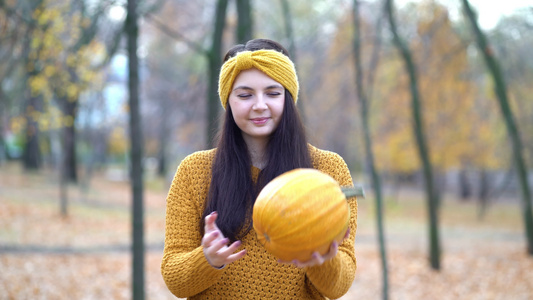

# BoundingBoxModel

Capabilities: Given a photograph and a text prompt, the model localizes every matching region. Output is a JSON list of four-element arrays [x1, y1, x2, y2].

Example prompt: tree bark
[[236, 0, 253, 43], [22, 94, 42, 170], [385, 0, 441, 270], [477, 168, 489, 220], [462, 0, 533, 255], [353, 1, 389, 298], [279, 0, 305, 121], [157, 96, 170, 177], [60, 94, 78, 182], [206, 0, 229, 148], [20, 1, 44, 171], [127, 0, 145, 298], [459, 168, 471, 201]]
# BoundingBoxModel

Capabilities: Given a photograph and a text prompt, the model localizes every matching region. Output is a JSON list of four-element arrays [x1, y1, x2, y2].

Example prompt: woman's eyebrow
[[265, 84, 283, 90], [232, 86, 253, 92], [232, 84, 283, 92]]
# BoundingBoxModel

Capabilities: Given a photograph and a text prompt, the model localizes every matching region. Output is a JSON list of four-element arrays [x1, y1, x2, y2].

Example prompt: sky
[[398, 0, 532, 30], [107, 1, 531, 31]]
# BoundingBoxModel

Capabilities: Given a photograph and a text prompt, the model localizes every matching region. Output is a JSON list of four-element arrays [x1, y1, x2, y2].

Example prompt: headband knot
[[218, 49, 299, 109], [236, 51, 253, 70]]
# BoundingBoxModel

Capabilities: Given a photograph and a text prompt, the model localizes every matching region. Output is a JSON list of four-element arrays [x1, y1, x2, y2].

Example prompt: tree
[[236, 0, 253, 43], [126, 0, 145, 298], [0, 0, 28, 164], [462, 0, 533, 255], [279, 0, 306, 120], [385, 0, 441, 270], [206, 0, 229, 147], [143, 0, 229, 149], [21, 0, 116, 182], [491, 13, 533, 169], [17, 0, 45, 171], [352, 1, 389, 298]]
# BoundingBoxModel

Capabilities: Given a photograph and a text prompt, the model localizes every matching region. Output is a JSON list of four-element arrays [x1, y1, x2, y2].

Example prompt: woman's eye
[[267, 92, 281, 97], [238, 94, 252, 99]]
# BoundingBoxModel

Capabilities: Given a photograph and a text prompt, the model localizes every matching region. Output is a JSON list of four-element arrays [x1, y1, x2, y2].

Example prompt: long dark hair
[[200, 39, 312, 242]]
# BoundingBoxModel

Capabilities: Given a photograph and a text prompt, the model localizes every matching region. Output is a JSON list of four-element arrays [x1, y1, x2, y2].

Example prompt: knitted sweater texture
[[161, 145, 358, 299]]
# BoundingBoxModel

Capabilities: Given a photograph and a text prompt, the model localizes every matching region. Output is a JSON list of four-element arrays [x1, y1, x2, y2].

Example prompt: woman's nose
[[253, 95, 268, 110]]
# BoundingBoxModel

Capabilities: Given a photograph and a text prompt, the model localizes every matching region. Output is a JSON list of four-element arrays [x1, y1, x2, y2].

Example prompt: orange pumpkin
[[253, 168, 355, 262]]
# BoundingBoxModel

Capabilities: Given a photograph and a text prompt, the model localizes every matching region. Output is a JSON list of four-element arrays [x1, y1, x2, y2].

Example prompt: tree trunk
[[236, 0, 253, 43], [0, 70, 9, 165], [462, 0, 533, 255], [477, 168, 489, 220], [353, 1, 389, 298], [61, 96, 78, 182], [60, 156, 68, 217], [279, 0, 305, 120], [22, 94, 42, 170], [127, 0, 146, 299], [20, 3, 43, 171], [157, 128, 167, 177], [206, 0, 229, 148], [157, 97, 170, 177], [459, 168, 471, 201], [386, 0, 441, 270]]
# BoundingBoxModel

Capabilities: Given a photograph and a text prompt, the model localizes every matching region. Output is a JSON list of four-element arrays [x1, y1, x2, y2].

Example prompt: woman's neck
[[243, 136, 268, 169]]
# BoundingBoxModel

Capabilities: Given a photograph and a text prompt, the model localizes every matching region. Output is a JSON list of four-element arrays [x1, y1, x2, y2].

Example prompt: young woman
[[161, 39, 358, 299]]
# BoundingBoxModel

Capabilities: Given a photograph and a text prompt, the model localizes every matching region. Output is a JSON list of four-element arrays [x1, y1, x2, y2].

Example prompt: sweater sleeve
[[160, 154, 223, 298], [306, 149, 358, 299]]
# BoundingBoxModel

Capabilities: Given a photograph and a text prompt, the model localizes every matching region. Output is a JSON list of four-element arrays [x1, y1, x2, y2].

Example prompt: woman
[[161, 38, 358, 299]]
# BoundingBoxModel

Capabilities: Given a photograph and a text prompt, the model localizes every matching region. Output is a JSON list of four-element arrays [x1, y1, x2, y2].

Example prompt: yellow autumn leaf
[[63, 115, 74, 127], [43, 65, 56, 78], [10, 116, 26, 134], [39, 118, 50, 132]]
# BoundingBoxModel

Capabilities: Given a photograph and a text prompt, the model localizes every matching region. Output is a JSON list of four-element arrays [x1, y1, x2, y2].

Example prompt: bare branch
[[144, 13, 208, 56]]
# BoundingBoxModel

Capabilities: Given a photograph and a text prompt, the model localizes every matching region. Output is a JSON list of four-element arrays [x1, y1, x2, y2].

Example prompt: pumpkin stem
[[341, 185, 365, 199]]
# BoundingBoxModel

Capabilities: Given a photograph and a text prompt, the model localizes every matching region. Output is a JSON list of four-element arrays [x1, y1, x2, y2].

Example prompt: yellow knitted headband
[[218, 49, 299, 109]]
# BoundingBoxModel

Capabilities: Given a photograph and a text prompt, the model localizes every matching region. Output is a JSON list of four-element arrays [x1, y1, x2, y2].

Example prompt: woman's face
[[228, 68, 285, 144]]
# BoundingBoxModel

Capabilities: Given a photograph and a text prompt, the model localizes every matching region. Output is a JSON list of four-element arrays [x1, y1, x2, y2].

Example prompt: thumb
[[204, 211, 220, 234]]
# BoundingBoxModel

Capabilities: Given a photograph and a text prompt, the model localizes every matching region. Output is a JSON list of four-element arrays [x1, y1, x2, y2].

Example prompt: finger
[[278, 253, 320, 268], [203, 238, 230, 259], [344, 227, 350, 240], [311, 251, 325, 266], [322, 241, 339, 261], [205, 240, 246, 267], [204, 211, 219, 233], [209, 237, 230, 253], [292, 259, 305, 268], [225, 249, 247, 264], [217, 240, 242, 256], [201, 230, 220, 247]]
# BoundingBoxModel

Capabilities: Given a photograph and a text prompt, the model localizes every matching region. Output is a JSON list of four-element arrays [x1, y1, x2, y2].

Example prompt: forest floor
[[1, 161, 532, 300]]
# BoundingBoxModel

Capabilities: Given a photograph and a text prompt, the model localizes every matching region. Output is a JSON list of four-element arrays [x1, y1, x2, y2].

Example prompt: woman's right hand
[[202, 211, 247, 268]]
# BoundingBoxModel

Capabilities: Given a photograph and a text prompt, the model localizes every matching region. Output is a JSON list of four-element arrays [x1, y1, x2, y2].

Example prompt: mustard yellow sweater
[[161, 145, 358, 299]]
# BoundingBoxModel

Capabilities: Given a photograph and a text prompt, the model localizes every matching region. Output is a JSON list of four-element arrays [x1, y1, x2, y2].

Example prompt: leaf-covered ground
[[1, 162, 532, 299]]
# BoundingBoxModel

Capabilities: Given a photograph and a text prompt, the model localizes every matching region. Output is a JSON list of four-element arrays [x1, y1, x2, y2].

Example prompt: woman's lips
[[250, 117, 269, 125]]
